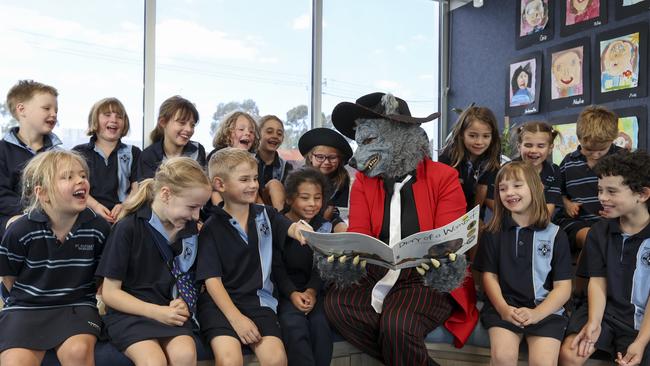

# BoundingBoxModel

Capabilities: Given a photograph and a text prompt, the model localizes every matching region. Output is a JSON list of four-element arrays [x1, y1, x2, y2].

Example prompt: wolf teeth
[[366, 155, 380, 170]]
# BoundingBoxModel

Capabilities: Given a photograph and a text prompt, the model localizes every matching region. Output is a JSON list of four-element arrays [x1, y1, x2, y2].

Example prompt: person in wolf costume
[[321, 92, 479, 366]]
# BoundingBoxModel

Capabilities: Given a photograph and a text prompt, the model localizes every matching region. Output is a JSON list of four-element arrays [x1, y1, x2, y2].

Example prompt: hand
[[110, 204, 124, 221], [169, 298, 189, 314], [514, 307, 543, 326], [498, 305, 526, 328], [565, 201, 582, 218], [153, 303, 189, 327], [570, 321, 601, 358], [416, 253, 458, 276], [289, 220, 314, 245], [290, 291, 312, 313], [231, 314, 261, 345], [616, 341, 646, 366], [90, 201, 115, 223]]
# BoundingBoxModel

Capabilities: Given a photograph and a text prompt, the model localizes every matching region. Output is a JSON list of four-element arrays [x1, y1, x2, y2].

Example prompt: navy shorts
[[481, 302, 568, 341]]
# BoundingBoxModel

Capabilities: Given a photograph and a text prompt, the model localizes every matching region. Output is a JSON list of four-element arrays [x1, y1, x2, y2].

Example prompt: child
[[209, 111, 259, 158], [0, 80, 62, 237], [73, 97, 141, 224], [486, 121, 561, 215], [0, 150, 111, 366], [438, 105, 501, 214], [474, 161, 572, 365], [137, 95, 206, 181], [298, 128, 352, 231], [195, 147, 312, 366], [555, 105, 621, 253], [559, 150, 650, 366], [256, 115, 292, 210], [274, 168, 334, 366], [96, 157, 211, 365]]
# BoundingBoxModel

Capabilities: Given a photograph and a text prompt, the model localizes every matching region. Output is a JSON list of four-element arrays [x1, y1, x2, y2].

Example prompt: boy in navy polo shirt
[[0, 80, 62, 237], [560, 150, 650, 366], [196, 148, 311, 366]]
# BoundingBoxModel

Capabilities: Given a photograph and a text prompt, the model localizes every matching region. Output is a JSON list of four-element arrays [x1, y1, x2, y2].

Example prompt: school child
[[474, 161, 573, 365], [486, 121, 562, 215], [298, 127, 352, 231], [96, 157, 211, 366], [0, 80, 62, 237], [0, 150, 111, 366], [195, 147, 312, 366], [438, 105, 501, 213], [559, 151, 650, 366], [555, 105, 621, 253], [209, 111, 259, 158], [137, 95, 206, 181], [73, 97, 141, 224], [274, 168, 334, 366], [256, 115, 292, 210]]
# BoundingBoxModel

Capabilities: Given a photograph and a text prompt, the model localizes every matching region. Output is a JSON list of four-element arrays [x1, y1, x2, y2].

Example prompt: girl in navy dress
[[474, 161, 573, 365], [0, 150, 110, 366], [96, 157, 211, 366]]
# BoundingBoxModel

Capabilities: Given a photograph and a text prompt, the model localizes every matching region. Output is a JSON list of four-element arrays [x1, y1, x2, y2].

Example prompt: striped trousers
[[324, 266, 453, 366]]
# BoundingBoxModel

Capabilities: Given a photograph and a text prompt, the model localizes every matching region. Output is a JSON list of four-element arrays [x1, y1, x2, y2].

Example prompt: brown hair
[[486, 161, 549, 232], [86, 97, 130, 137], [6, 80, 58, 120], [304, 146, 350, 193], [440, 105, 501, 172], [258, 115, 284, 130], [576, 105, 618, 145], [515, 120, 559, 146], [208, 147, 258, 182], [149, 96, 199, 143], [212, 111, 259, 152]]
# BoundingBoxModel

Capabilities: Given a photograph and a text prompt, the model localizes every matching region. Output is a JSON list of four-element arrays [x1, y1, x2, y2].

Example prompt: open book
[[303, 205, 479, 270]]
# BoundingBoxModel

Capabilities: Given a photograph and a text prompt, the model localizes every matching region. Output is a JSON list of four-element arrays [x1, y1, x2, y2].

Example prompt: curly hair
[[593, 150, 650, 200], [212, 111, 259, 152], [284, 167, 330, 203]]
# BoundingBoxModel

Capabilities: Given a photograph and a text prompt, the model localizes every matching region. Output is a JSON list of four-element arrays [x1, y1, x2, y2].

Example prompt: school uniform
[[95, 206, 199, 351], [328, 176, 350, 208], [136, 139, 206, 181], [567, 219, 650, 363], [486, 159, 562, 207], [256, 151, 293, 187], [0, 208, 110, 352], [554, 144, 623, 246], [196, 203, 292, 342], [73, 137, 141, 210], [474, 217, 572, 340], [274, 214, 333, 366], [0, 127, 62, 237], [438, 152, 496, 213]]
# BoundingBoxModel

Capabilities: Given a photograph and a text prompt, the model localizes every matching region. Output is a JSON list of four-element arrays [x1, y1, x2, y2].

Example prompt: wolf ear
[[381, 93, 399, 115]]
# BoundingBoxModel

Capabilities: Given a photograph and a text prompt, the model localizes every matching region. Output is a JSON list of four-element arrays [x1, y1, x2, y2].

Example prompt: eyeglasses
[[312, 153, 340, 163]]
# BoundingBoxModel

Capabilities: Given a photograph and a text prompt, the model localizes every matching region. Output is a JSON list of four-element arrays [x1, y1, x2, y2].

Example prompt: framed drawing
[[506, 52, 542, 116], [549, 115, 580, 165], [594, 22, 648, 103], [546, 38, 590, 111], [560, 0, 607, 36], [615, 0, 650, 20], [612, 106, 647, 151], [516, 0, 554, 49]]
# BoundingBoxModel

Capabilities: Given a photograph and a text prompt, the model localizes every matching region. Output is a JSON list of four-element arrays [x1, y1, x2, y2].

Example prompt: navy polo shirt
[[256, 152, 293, 187], [474, 217, 573, 309], [438, 152, 496, 212], [558, 144, 622, 221], [486, 159, 561, 206], [73, 138, 141, 210], [0, 127, 62, 235], [196, 204, 291, 311], [0, 208, 110, 310], [137, 139, 206, 181], [581, 219, 650, 330], [96, 205, 199, 309]]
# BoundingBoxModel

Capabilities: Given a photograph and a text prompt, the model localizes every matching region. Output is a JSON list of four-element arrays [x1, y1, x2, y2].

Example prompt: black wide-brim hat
[[298, 128, 353, 164], [331, 92, 440, 140]]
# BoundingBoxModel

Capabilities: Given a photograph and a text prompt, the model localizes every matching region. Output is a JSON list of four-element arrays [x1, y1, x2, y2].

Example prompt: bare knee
[[1, 350, 43, 366], [214, 351, 243, 366], [558, 342, 586, 366], [167, 347, 196, 366], [58, 338, 95, 366], [490, 346, 519, 366], [257, 352, 287, 366]]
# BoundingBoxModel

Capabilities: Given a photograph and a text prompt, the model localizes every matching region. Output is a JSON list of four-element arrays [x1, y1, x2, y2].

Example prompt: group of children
[[1, 77, 650, 366]]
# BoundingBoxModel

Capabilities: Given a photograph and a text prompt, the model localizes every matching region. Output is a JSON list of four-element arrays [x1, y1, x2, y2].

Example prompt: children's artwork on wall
[[612, 106, 647, 151], [594, 22, 648, 103], [516, 0, 554, 49], [549, 115, 579, 165], [506, 52, 542, 116], [560, 0, 607, 36], [546, 38, 590, 110], [615, 0, 650, 20]]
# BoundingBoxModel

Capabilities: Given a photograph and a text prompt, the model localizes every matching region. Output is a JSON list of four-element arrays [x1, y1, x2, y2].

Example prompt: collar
[[153, 138, 198, 159], [4, 127, 62, 152], [256, 151, 282, 168], [607, 218, 650, 240], [27, 207, 97, 229], [503, 215, 547, 231], [570, 144, 622, 160], [89, 135, 127, 150], [136, 205, 198, 241]]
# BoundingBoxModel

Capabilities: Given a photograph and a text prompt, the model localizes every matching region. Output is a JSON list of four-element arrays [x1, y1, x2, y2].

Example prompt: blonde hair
[[304, 146, 350, 192], [486, 161, 549, 233], [212, 111, 259, 152], [6, 80, 58, 120], [208, 147, 257, 182], [150, 96, 199, 143], [119, 157, 210, 220], [87, 97, 130, 137], [576, 105, 618, 145], [21, 150, 89, 214]]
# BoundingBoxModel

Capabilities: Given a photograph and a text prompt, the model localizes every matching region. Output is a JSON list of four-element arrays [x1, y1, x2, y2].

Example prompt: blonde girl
[[96, 157, 211, 366], [474, 161, 572, 366], [0, 150, 111, 366]]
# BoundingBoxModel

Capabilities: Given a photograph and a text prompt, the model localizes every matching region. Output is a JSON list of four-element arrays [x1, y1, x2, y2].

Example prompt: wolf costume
[[322, 93, 478, 366]]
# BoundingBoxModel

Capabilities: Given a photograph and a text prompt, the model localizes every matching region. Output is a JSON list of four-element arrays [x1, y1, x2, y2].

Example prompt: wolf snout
[[348, 157, 358, 169]]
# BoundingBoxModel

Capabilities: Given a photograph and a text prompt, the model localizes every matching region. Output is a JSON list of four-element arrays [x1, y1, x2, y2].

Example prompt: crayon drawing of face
[[571, 0, 591, 14], [602, 40, 637, 77], [600, 37, 639, 92], [521, 0, 547, 35], [551, 47, 583, 99]]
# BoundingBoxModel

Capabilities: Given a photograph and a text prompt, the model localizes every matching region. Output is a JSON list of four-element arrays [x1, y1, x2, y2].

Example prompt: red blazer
[[348, 158, 479, 348]]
